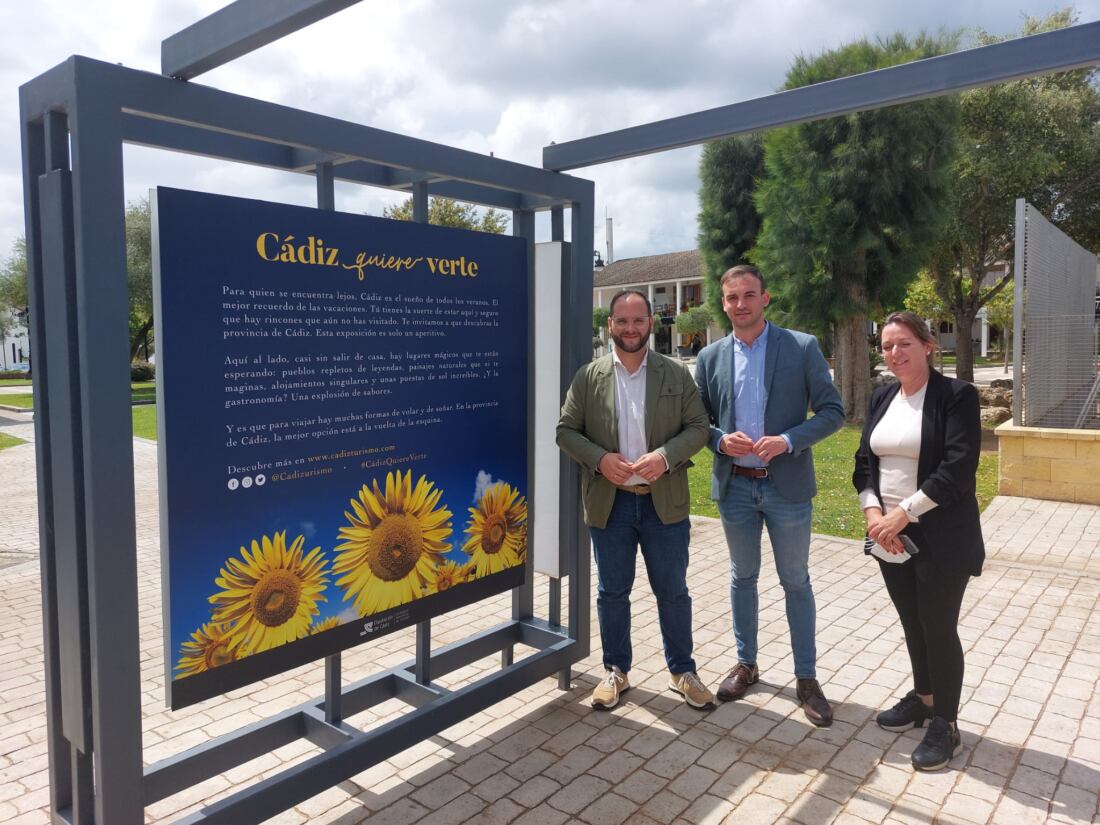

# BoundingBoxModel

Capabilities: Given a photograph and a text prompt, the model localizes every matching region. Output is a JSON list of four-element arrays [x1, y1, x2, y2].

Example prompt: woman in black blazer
[[853, 312, 984, 771]]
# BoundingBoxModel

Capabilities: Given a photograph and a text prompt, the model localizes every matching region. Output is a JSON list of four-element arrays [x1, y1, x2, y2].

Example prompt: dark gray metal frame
[[20, 54, 593, 824]]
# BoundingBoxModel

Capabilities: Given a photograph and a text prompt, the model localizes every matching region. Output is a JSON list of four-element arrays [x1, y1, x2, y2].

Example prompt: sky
[[2, 0, 1098, 268]]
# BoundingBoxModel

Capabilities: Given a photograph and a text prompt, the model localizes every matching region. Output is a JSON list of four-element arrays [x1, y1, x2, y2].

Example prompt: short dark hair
[[608, 289, 652, 317], [719, 264, 766, 293]]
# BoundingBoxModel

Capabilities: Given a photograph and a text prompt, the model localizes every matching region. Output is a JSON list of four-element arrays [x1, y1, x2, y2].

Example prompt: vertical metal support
[[315, 162, 343, 723], [412, 178, 432, 685], [513, 208, 536, 621], [20, 98, 74, 822], [415, 623, 431, 684], [1012, 198, 1025, 425], [550, 206, 564, 242], [412, 180, 429, 223], [548, 203, 569, 689], [68, 88, 145, 824], [567, 195, 594, 662]]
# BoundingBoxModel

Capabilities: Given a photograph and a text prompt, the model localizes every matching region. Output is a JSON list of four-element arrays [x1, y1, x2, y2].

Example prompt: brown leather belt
[[615, 484, 652, 495], [732, 465, 768, 479]]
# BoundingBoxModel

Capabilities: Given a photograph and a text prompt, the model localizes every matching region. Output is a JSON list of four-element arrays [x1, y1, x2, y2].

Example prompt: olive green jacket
[[556, 351, 709, 528]]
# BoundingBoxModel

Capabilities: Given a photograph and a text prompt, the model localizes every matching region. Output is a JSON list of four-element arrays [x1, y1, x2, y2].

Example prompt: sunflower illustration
[[175, 622, 238, 677], [425, 560, 471, 595], [334, 470, 453, 616], [310, 616, 342, 635], [209, 531, 328, 654], [463, 482, 528, 576]]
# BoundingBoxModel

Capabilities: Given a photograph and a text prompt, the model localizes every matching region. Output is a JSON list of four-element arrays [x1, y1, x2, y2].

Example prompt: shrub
[[131, 361, 155, 382]]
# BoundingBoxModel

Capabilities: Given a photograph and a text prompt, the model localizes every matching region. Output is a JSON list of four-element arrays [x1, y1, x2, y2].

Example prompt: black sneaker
[[911, 717, 962, 771], [876, 689, 935, 731]]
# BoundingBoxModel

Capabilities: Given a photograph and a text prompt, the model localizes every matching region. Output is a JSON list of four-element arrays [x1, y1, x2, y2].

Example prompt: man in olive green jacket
[[557, 289, 712, 711]]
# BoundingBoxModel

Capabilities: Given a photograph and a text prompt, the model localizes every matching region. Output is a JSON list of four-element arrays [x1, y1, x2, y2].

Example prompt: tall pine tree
[[754, 33, 958, 420]]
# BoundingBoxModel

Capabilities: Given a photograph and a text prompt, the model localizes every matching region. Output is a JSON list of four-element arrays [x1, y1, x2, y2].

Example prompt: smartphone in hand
[[864, 533, 920, 564]]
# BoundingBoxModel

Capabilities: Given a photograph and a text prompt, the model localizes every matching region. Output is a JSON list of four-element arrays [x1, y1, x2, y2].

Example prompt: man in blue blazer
[[694, 265, 844, 726]]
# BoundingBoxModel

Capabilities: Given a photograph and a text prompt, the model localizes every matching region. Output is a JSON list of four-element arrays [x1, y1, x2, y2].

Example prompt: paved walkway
[[0, 424, 1097, 824]]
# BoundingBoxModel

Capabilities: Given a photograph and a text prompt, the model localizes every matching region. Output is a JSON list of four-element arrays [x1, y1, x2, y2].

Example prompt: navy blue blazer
[[695, 324, 844, 503], [852, 369, 985, 576]]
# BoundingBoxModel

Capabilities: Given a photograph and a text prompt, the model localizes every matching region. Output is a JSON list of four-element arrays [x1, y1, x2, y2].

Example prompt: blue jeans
[[589, 490, 696, 675], [718, 475, 817, 679]]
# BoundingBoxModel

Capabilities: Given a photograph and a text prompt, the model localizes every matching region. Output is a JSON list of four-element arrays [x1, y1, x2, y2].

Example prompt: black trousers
[[878, 552, 970, 722]]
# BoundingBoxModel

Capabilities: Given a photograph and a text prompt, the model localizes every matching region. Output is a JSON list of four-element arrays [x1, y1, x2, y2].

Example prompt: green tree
[[697, 134, 765, 332], [928, 9, 1100, 382], [983, 286, 1014, 373], [753, 33, 958, 421], [0, 237, 28, 344], [673, 305, 712, 338], [904, 270, 954, 370], [126, 199, 154, 361], [592, 306, 610, 335], [383, 197, 508, 233], [0, 199, 156, 363]]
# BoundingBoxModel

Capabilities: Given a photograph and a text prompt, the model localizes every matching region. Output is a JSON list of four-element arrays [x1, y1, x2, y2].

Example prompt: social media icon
[[228, 478, 239, 490], [255, 474, 266, 486], [242, 476, 253, 489]]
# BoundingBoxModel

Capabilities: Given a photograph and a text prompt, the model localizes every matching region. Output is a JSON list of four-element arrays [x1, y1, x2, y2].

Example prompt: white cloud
[[2, 0, 1098, 268]]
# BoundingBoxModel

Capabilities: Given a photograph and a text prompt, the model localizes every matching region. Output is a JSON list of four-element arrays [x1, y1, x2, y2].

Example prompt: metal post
[[20, 93, 74, 824], [412, 178, 432, 685], [68, 88, 145, 824], [315, 161, 343, 724]]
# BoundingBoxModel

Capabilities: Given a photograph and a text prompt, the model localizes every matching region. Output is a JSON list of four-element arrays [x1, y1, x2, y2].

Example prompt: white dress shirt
[[858, 385, 937, 519]]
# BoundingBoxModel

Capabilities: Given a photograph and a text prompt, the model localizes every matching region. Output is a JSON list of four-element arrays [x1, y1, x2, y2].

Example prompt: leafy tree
[[753, 33, 958, 421], [0, 237, 28, 344], [904, 270, 954, 370], [697, 135, 765, 332], [983, 286, 1014, 373], [126, 199, 154, 361], [592, 306, 610, 335], [928, 9, 1100, 382], [383, 196, 508, 233], [673, 305, 712, 337], [0, 199, 156, 363]]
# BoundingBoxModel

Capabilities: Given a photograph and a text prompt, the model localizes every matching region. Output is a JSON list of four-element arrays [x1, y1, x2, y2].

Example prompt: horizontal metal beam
[[543, 20, 1100, 171], [162, 0, 364, 80], [65, 57, 588, 207]]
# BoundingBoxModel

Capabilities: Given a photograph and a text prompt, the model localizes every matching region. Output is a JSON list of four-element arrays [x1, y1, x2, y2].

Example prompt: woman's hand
[[864, 507, 906, 554]]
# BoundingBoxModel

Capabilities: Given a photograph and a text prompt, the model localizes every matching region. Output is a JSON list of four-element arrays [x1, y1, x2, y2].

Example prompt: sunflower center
[[205, 640, 234, 669], [250, 569, 302, 627], [482, 514, 508, 555], [368, 514, 423, 581]]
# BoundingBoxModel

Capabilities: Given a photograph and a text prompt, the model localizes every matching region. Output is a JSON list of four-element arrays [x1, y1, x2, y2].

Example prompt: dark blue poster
[[153, 187, 528, 709]]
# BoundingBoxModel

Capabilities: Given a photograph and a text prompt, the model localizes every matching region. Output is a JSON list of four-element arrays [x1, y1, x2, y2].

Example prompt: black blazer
[[852, 369, 985, 576]]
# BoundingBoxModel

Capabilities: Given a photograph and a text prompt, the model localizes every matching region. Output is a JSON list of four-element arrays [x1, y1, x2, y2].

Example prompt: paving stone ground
[[1, 427, 1098, 824]]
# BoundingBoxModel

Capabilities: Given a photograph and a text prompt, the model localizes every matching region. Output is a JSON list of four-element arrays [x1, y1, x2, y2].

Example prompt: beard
[[611, 325, 650, 353]]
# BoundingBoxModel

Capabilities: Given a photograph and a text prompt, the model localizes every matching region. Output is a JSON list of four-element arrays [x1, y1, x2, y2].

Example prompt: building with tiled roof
[[593, 249, 722, 356]]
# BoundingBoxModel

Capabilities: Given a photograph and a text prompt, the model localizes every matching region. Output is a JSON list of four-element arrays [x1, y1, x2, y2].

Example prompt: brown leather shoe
[[716, 663, 759, 702], [796, 678, 833, 727]]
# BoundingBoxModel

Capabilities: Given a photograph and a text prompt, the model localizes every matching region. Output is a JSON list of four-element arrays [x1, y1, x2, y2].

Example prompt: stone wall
[[996, 422, 1100, 504]]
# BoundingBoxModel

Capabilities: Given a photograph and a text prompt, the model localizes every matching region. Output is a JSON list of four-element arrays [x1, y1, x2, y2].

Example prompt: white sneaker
[[591, 666, 629, 710]]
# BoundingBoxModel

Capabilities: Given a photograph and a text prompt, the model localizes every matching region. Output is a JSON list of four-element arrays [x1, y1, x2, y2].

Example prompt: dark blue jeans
[[589, 490, 696, 675]]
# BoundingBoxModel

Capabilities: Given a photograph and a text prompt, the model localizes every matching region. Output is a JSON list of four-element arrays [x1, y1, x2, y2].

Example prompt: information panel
[[153, 188, 528, 709]]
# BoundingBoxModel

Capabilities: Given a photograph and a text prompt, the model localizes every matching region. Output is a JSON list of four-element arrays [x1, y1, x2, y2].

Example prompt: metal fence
[[1013, 200, 1100, 428]]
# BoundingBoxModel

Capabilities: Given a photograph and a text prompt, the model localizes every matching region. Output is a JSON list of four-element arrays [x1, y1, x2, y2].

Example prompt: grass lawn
[[688, 424, 999, 540], [0, 382, 155, 409], [0, 432, 24, 451], [0, 378, 33, 387], [132, 405, 157, 440]]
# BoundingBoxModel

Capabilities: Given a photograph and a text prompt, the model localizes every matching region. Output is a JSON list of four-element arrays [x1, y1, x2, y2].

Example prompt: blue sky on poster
[[2, 0, 1098, 269]]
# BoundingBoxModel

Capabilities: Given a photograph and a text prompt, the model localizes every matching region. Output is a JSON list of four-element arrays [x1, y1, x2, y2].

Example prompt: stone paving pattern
[[1, 416, 1098, 824]]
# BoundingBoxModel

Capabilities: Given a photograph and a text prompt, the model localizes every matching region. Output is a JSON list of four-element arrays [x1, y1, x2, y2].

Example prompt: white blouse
[[858, 385, 937, 519]]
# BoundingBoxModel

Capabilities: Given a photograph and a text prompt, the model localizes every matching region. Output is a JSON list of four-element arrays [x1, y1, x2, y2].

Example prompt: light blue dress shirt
[[731, 322, 791, 469]]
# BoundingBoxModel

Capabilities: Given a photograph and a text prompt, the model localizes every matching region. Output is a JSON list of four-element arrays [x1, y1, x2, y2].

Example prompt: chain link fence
[[1013, 200, 1100, 428]]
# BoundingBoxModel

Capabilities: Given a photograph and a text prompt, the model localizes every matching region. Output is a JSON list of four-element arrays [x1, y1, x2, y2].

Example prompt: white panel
[[533, 243, 563, 576]]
